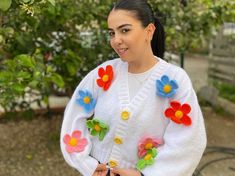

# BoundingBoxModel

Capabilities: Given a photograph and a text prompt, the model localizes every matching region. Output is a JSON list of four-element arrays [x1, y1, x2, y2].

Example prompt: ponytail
[[151, 18, 165, 59]]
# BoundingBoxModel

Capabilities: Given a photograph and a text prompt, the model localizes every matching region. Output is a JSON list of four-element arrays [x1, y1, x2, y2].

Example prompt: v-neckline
[[118, 57, 167, 112]]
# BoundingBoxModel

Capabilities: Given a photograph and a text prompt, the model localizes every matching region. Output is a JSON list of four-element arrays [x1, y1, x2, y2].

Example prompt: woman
[[60, 0, 207, 176]]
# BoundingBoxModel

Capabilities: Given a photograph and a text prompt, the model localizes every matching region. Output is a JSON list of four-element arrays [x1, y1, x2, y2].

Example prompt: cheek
[[132, 36, 146, 50], [110, 39, 115, 49], [131, 31, 146, 44]]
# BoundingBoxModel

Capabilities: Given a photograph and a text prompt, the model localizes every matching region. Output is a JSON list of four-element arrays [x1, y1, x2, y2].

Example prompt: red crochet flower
[[164, 101, 192, 126], [96, 65, 114, 91]]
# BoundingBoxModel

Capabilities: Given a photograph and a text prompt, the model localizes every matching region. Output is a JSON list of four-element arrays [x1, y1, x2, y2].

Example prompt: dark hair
[[111, 0, 165, 58]]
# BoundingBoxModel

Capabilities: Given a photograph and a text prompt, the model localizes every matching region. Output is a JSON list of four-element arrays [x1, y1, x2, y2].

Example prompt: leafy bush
[[0, 52, 64, 112], [215, 83, 235, 103], [0, 0, 234, 115], [0, 0, 114, 113]]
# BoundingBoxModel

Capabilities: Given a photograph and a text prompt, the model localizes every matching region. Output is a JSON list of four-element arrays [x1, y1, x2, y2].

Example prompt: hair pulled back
[[111, 0, 165, 58]]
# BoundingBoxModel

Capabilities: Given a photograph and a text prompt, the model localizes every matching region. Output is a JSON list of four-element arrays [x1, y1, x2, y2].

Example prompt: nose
[[112, 34, 123, 46]]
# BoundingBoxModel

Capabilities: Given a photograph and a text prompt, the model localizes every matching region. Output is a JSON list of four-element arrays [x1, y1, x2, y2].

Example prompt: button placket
[[108, 108, 131, 168]]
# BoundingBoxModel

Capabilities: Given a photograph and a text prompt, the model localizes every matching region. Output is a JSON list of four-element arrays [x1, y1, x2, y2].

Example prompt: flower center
[[94, 124, 101, 132], [175, 110, 183, 119], [109, 160, 118, 167], [69, 138, 78, 146], [163, 84, 172, 93], [145, 143, 153, 150], [83, 96, 91, 104], [144, 154, 152, 161], [102, 75, 109, 82]]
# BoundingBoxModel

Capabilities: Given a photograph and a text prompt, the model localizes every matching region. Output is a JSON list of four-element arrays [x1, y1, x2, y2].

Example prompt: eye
[[108, 31, 115, 37], [121, 28, 130, 33]]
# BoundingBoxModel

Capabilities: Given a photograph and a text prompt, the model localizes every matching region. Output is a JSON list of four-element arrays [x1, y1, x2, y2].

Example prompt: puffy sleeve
[[60, 69, 99, 176], [142, 69, 207, 176]]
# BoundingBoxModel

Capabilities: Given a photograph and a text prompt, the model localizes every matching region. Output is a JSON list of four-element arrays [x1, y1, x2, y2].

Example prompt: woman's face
[[107, 10, 153, 63]]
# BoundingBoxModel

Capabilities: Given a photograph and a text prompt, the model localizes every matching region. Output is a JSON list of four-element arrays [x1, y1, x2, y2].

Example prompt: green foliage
[[0, 0, 12, 11], [0, 0, 234, 116], [149, 0, 235, 53], [0, 0, 113, 114], [215, 83, 235, 103], [0, 51, 64, 112]]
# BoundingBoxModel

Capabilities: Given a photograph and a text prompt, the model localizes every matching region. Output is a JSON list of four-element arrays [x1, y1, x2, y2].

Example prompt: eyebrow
[[108, 24, 132, 31]]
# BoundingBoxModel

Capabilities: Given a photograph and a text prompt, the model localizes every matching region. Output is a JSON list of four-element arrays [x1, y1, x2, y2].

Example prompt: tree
[[0, 0, 234, 115], [149, 0, 234, 67], [0, 0, 113, 114]]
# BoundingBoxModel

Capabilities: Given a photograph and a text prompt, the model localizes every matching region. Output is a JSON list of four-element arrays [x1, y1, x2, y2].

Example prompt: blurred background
[[0, 0, 234, 176]]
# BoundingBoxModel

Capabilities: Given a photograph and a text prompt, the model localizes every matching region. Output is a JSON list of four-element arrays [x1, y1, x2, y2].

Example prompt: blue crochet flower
[[76, 90, 96, 113], [156, 75, 178, 98]]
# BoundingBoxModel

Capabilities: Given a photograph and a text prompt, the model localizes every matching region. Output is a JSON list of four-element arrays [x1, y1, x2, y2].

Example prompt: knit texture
[[128, 63, 157, 100], [60, 57, 207, 176]]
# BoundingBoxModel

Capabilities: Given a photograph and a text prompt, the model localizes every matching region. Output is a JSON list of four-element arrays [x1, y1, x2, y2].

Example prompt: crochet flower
[[138, 137, 162, 158], [136, 148, 158, 170], [86, 119, 109, 141], [156, 75, 178, 98], [96, 65, 114, 91], [63, 130, 88, 153], [76, 90, 96, 113], [164, 101, 192, 126]]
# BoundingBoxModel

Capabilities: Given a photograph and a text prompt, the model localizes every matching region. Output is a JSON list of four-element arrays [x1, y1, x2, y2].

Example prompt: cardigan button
[[114, 137, 123, 144], [109, 160, 118, 167], [121, 111, 130, 120]]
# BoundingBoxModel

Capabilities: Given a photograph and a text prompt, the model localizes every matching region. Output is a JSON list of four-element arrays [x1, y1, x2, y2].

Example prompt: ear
[[145, 23, 156, 41]]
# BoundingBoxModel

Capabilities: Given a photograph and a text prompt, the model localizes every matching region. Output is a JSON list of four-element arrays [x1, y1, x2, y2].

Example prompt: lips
[[116, 48, 128, 55]]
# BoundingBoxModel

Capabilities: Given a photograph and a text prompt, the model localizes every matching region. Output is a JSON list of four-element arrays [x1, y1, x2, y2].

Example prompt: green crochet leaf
[[146, 158, 155, 165], [86, 118, 109, 140], [99, 130, 106, 141], [99, 121, 108, 129], [136, 159, 146, 170], [93, 119, 100, 124], [149, 148, 157, 158], [90, 129, 98, 136], [86, 120, 94, 128]]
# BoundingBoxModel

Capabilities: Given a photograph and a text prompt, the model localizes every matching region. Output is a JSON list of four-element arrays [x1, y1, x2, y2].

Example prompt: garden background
[[0, 0, 235, 176]]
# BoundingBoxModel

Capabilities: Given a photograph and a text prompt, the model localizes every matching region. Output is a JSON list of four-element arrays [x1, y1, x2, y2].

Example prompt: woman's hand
[[92, 164, 108, 176], [111, 168, 142, 176]]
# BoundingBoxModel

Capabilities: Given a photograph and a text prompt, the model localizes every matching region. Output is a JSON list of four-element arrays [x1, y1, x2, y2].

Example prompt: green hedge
[[0, 0, 234, 115]]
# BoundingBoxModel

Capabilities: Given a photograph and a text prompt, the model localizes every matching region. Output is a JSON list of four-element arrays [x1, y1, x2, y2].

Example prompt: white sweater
[[60, 57, 207, 176]]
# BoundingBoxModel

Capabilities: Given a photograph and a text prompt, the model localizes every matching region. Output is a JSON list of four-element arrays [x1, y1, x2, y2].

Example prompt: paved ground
[[0, 55, 234, 176], [184, 54, 209, 92], [196, 107, 235, 176], [0, 115, 78, 176]]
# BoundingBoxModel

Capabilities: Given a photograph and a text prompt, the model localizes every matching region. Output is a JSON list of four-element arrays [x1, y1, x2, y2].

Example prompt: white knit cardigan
[[60, 57, 207, 176]]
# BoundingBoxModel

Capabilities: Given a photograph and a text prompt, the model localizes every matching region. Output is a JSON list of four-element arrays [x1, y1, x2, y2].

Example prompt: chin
[[119, 55, 133, 63], [119, 57, 128, 62]]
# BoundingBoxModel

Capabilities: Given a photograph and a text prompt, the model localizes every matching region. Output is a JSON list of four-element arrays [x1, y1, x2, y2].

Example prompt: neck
[[128, 53, 158, 74]]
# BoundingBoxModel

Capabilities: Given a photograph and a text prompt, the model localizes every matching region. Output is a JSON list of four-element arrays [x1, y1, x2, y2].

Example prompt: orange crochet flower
[[96, 65, 114, 91], [164, 101, 192, 126]]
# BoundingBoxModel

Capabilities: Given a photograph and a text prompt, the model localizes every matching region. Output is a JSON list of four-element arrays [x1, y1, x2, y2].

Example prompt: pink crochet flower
[[63, 130, 88, 153], [138, 137, 162, 158]]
